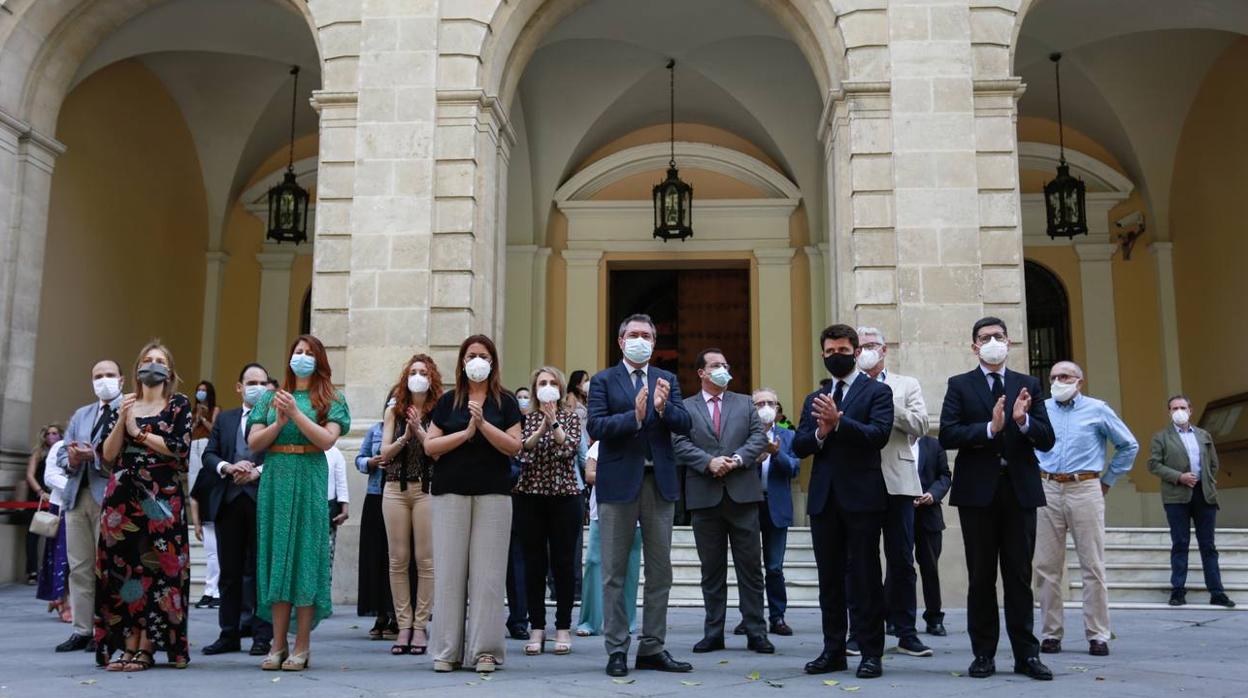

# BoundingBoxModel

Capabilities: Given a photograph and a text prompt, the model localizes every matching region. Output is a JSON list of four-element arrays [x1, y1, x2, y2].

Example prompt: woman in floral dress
[[95, 341, 192, 671], [247, 334, 350, 672]]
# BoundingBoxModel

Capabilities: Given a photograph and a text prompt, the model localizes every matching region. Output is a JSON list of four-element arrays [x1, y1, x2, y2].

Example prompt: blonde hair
[[529, 366, 568, 409], [133, 339, 181, 400]]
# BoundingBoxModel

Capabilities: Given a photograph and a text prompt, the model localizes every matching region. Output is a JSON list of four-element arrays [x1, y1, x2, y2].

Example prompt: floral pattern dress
[[94, 393, 193, 667], [249, 389, 350, 627]]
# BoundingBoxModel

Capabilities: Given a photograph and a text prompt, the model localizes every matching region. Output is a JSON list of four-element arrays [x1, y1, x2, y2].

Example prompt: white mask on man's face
[[1171, 408, 1191, 427]]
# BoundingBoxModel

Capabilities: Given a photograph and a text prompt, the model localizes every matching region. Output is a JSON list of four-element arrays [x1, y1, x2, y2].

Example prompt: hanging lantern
[[267, 65, 310, 244], [653, 59, 693, 241], [1044, 53, 1087, 239]]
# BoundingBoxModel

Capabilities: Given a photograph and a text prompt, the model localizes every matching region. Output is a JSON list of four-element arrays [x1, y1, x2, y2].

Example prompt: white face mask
[[464, 357, 491, 383], [708, 366, 731, 388], [622, 337, 653, 364], [243, 384, 267, 407], [536, 384, 561, 404], [517, 397, 531, 411], [978, 338, 1008, 365], [93, 377, 121, 402], [1050, 380, 1079, 403], [408, 373, 430, 395], [757, 405, 777, 425], [1171, 408, 1191, 427], [857, 348, 881, 372]]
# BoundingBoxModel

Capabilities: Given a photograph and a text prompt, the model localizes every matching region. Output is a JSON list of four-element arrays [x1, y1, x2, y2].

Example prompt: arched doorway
[[1023, 260, 1072, 386]]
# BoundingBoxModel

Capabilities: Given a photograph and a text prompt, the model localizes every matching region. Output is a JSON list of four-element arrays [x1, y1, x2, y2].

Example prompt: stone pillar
[[254, 245, 299, 373], [198, 251, 230, 382], [562, 249, 603, 376], [0, 111, 64, 479], [755, 248, 797, 411], [1149, 241, 1183, 397], [503, 244, 537, 388], [1073, 242, 1123, 410]]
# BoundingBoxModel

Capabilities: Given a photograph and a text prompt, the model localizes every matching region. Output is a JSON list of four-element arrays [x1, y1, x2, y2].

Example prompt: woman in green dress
[[247, 334, 350, 672]]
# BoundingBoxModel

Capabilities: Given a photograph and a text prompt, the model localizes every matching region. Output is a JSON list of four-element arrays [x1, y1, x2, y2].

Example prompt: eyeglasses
[[706, 363, 731, 371], [754, 400, 778, 408], [975, 333, 1007, 345], [1050, 373, 1080, 383]]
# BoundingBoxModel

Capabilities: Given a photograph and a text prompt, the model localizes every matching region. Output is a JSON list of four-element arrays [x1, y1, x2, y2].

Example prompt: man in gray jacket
[[1148, 394, 1234, 608], [673, 348, 771, 654], [54, 359, 124, 653]]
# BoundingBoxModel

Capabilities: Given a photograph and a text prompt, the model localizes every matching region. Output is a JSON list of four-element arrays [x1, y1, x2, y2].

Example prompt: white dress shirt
[[327, 446, 349, 503], [979, 364, 1030, 437], [760, 425, 775, 482], [1176, 425, 1202, 479], [44, 440, 67, 508], [815, 367, 859, 446]]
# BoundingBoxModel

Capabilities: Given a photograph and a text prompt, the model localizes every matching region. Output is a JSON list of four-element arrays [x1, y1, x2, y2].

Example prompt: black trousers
[[957, 476, 1038, 662], [514, 492, 583, 631], [914, 526, 943, 624], [812, 503, 886, 658], [215, 494, 272, 642]]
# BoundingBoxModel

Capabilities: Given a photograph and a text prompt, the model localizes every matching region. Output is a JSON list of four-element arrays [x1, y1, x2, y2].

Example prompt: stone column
[[198, 251, 230, 381], [755, 248, 797, 411], [562, 249, 603, 376], [503, 244, 538, 387], [1073, 242, 1123, 409], [0, 111, 64, 478], [1149, 241, 1183, 397], [254, 245, 299, 373]]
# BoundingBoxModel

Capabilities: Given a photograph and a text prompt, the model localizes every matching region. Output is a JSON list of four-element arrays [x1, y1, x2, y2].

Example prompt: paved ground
[[0, 584, 1244, 697]]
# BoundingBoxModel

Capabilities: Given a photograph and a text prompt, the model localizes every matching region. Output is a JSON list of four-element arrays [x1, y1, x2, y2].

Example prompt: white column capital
[[204, 250, 231, 265], [255, 245, 298, 271], [754, 247, 797, 265], [1073, 243, 1117, 263], [561, 249, 604, 267]]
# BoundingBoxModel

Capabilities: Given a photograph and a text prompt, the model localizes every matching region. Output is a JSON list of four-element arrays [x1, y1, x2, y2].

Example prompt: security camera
[[1115, 211, 1143, 229]]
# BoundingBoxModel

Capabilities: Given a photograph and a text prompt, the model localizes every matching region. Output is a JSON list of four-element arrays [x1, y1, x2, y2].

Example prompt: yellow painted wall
[[32, 60, 208, 431], [1172, 37, 1248, 486]]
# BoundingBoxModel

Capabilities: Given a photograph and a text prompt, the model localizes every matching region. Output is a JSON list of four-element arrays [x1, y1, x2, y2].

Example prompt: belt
[[1041, 471, 1099, 483], [269, 444, 320, 455]]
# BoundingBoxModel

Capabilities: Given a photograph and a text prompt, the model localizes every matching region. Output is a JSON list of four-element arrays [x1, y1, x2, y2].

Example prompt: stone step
[[1069, 579, 1248, 605], [1099, 527, 1248, 547]]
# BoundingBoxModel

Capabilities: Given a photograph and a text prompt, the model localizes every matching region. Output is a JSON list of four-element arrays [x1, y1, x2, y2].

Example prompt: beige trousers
[[430, 493, 512, 666], [65, 492, 102, 637], [1033, 477, 1110, 642], [382, 481, 434, 631]]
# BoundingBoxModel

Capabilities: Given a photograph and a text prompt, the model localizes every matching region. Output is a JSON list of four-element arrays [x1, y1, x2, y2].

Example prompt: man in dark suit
[[198, 363, 274, 656], [939, 316, 1055, 681], [588, 313, 694, 678], [673, 349, 771, 654], [912, 435, 951, 636], [793, 324, 894, 679]]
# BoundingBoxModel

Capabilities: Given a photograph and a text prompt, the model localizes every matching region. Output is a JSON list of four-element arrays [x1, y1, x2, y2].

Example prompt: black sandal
[[104, 651, 135, 672], [410, 628, 427, 655], [123, 649, 154, 672], [390, 628, 412, 655]]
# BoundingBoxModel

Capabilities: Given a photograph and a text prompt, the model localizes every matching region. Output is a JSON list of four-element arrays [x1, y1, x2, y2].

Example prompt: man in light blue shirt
[[1032, 361, 1137, 658]]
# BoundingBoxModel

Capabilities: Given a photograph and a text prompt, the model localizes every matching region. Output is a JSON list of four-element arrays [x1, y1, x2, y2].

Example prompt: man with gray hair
[[851, 327, 933, 656], [1033, 361, 1138, 657]]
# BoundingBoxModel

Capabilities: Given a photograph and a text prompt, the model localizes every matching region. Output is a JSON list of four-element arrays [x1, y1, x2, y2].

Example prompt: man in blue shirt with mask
[[1031, 361, 1137, 658]]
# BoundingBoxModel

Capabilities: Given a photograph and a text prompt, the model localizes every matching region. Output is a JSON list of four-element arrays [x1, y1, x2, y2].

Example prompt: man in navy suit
[[588, 313, 693, 678], [939, 316, 1055, 681], [793, 324, 894, 679], [912, 435, 951, 636], [198, 363, 274, 657]]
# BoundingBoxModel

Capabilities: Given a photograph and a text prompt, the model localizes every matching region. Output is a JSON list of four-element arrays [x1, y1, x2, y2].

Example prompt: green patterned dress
[[249, 389, 350, 625]]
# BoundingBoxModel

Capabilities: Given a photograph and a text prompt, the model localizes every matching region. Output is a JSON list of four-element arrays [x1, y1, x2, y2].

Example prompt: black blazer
[[792, 372, 894, 516], [195, 408, 265, 522], [939, 367, 1054, 509], [914, 435, 951, 532]]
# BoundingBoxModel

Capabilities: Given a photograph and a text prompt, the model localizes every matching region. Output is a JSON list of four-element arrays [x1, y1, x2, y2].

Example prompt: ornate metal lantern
[[653, 60, 693, 241], [266, 65, 310, 244], [1044, 53, 1087, 239]]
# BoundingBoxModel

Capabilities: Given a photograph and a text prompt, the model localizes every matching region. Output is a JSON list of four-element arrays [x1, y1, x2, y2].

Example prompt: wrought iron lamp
[[653, 59, 693, 242]]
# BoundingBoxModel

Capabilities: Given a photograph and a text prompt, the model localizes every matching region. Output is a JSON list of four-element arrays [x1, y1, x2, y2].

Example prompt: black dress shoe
[[770, 619, 793, 636], [1169, 590, 1186, 606], [733, 623, 747, 636], [508, 624, 530, 640], [747, 635, 775, 654], [968, 656, 996, 678], [925, 623, 947, 637], [250, 640, 272, 656], [856, 656, 883, 679], [194, 594, 214, 609], [240, 625, 254, 638], [1088, 640, 1109, 656], [606, 651, 629, 677], [635, 650, 692, 672], [1211, 593, 1237, 608], [1014, 657, 1054, 681], [804, 650, 848, 674], [693, 636, 724, 653], [1040, 638, 1061, 654], [202, 636, 241, 655], [55, 634, 91, 653], [208, 597, 221, 609]]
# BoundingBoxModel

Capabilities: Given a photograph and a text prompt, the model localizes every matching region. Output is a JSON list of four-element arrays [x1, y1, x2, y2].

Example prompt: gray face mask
[[137, 362, 170, 388]]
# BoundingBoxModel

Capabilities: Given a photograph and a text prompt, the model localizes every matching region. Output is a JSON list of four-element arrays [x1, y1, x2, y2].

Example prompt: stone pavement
[[0, 583, 1244, 697]]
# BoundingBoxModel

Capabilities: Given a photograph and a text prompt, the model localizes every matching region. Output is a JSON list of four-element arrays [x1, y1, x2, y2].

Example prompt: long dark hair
[[453, 334, 504, 409], [568, 369, 589, 403], [391, 353, 444, 421], [283, 334, 335, 425], [195, 381, 217, 412]]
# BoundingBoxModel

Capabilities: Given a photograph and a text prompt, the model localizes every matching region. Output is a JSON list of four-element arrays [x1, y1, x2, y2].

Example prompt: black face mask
[[824, 353, 855, 379], [137, 362, 170, 388]]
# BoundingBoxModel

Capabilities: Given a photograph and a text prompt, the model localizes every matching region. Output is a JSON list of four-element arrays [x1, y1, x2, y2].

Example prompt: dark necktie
[[710, 396, 722, 437], [633, 369, 645, 393], [832, 380, 845, 407], [90, 404, 112, 443], [990, 372, 1005, 400]]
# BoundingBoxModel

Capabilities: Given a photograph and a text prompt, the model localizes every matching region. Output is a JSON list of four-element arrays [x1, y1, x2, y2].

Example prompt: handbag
[[29, 495, 59, 538]]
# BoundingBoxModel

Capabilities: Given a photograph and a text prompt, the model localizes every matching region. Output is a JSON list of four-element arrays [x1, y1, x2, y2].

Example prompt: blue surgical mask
[[708, 366, 731, 388], [517, 397, 531, 411], [623, 337, 653, 364], [290, 353, 316, 378], [243, 384, 267, 407], [195, 389, 208, 402]]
